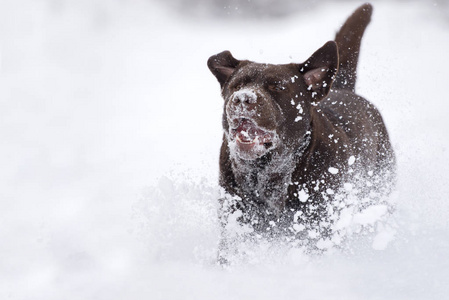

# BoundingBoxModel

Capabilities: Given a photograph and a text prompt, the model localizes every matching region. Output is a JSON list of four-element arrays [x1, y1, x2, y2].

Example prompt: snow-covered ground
[[1, 0, 449, 299]]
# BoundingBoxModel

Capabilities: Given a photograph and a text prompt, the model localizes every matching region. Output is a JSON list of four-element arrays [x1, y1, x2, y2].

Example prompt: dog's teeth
[[236, 135, 255, 144]]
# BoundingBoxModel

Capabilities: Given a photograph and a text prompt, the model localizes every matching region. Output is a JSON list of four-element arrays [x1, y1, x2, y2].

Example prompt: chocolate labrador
[[208, 3, 395, 259]]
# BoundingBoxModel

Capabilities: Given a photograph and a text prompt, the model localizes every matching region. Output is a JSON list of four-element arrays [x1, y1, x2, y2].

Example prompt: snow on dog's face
[[207, 42, 338, 160], [225, 84, 280, 160]]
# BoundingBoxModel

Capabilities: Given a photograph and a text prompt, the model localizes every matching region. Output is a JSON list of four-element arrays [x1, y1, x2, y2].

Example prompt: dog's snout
[[234, 92, 257, 105], [232, 89, 258, 108]]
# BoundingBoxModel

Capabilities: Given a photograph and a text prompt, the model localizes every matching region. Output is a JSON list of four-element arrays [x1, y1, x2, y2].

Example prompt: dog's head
[[208, 41, 338, 161]]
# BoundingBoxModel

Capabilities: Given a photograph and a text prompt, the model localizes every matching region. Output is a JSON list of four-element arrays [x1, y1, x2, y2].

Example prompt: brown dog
[[208, 4, 395, 257]]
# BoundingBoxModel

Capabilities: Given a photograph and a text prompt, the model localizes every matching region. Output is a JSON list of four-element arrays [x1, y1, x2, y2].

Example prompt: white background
[[1, 0, 448, 299]]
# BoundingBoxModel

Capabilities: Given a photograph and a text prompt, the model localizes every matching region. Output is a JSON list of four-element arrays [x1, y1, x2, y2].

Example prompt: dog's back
[[323, 3, 395, 192]]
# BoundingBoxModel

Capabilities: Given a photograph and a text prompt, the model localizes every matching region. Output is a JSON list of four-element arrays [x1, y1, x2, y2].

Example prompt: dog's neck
[[229, 131, 312, 213]]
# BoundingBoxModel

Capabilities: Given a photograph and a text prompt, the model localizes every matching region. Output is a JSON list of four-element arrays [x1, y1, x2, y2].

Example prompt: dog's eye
[[233, 83, 244, 90], [268, 84, 286, 92]]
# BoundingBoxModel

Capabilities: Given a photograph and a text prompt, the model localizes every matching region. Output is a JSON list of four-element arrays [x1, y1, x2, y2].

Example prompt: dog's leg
[[217, 228, 231, 266], [216, 193, 238, 266]]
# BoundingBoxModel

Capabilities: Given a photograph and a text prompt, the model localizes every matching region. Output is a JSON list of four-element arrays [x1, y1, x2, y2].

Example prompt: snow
[[1, 0, 449, 299], [328, 167, 339, 174], [297, 189, 309, 203], [295, 101, 304, 122], [232, 88, 258, 104], [352, 205, 389, 225], [348, 155, 356, 165]]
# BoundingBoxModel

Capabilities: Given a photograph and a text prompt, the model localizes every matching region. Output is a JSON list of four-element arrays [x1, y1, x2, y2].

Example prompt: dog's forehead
[[232, 62, 297, 84]]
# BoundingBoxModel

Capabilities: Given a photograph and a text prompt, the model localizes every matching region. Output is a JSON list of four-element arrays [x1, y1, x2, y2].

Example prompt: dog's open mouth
[[233, 119, 273, 146], [229, 118, 276, 159]]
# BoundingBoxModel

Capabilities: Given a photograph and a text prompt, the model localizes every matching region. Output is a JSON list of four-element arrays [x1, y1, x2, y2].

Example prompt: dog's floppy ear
[[208, 51, 240, 88], [299, 41, 339, 101]]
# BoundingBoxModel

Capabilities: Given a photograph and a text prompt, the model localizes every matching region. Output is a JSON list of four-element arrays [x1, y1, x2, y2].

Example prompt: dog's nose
[[233, 90, 257, 105]]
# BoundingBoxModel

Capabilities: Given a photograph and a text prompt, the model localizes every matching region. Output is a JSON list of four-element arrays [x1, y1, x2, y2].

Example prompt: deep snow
[[1, 0, 449, 299]]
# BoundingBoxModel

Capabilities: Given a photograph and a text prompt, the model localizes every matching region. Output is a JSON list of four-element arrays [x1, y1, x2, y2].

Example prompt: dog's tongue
[[235, 119, 271, 144]]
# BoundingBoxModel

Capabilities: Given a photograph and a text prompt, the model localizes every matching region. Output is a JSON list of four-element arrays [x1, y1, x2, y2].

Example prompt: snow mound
[[134, 174, 220, 264], [135, 170, 399, 267]]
